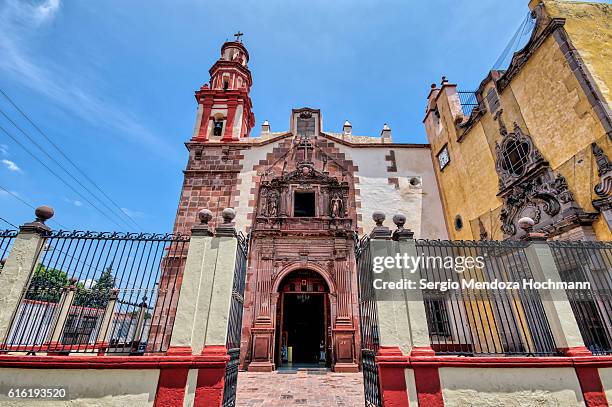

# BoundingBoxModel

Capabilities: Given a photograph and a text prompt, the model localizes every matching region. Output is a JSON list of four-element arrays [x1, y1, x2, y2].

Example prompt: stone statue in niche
[[266, 190, 279, 217], [259, 188, 279, 217], [330, 194, 344, 218]]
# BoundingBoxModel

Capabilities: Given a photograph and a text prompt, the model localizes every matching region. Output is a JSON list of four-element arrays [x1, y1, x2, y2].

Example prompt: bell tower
[[192, 33, 255, 142]]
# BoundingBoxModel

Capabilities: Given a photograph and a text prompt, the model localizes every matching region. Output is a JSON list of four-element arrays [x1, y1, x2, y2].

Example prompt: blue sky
[[0, 0, 593, 232]]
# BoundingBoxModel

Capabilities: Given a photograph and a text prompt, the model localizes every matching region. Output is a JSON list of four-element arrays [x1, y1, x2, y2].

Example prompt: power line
[[0, 88, 143, 231], [0, 108, 135, 231], [0, 216, 17, 228], [0, 125, 124, 229], [0, 184, 68, 229]]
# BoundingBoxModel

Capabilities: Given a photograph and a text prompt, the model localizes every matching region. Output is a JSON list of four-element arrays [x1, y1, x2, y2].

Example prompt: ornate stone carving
[[478, 218, 488, 240], [260, 188, 280, 217], [592, 143, 612, 215], [496, 117, 596, 238], [495, 118, 546, 193], [499, 172, 570, 236], [255, 157, 350, 234], [593, 143, 612, 198], [330, 193, 345, 218]]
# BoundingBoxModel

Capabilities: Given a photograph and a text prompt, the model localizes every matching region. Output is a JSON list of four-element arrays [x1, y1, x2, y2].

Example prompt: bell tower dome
[[192, 33, 255, 142]]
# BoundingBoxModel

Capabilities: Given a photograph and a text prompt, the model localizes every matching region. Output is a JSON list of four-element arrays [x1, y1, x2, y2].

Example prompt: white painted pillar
[[169, 211, 215, 354], [397, 239, 433, 353], [524, 240, 588, 353], [169, 208, 240, 354], [0, 207, 53, 345]]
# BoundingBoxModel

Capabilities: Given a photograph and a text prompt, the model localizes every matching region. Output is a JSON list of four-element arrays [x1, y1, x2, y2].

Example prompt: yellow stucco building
[[424, 0, 612, 241]]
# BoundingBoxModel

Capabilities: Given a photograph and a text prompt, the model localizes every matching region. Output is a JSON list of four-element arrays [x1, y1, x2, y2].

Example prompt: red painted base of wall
[[193, 346, 229, 407], [0, 346, 230, 407], [575, 367, 609, 407], [154, 367, 190, 407], [374, 349, 612, 407], [376, 347, 410, 407]]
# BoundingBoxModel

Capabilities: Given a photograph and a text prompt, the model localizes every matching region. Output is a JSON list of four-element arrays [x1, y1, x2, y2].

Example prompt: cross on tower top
[[234, 31, 244, 42]]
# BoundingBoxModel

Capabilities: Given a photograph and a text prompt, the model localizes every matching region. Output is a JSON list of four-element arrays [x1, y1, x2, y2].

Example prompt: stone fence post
[[369, 212, 436, 407], [0, 206, 54, 347], [156, 208, 240, 407], [519, 218, 590, 356]]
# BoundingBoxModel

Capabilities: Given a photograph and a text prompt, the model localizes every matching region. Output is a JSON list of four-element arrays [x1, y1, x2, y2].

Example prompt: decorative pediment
[[271, 162, 343, 188]]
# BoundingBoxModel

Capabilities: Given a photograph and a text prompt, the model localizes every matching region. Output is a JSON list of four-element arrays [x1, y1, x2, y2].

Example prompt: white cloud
[[64, 197, 83, 207], [121, 207, 144, 218], [0, 144, 8, 156], [2, 159, 21, 172], [0, 0, 173, 158], [33, 0, 61, 23]]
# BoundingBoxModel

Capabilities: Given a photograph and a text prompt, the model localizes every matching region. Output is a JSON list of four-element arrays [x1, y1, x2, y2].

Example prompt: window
[[432, 107, 443, 135], [485, 88, 500, 113], [62, 315, 98, 345], [500, 139, 529, 176], [297, 112, 315, 137], [425, 298, 451, 337], [294, 191, 315, 217], [222, 73, 230, 91], [454, 215, 463, 231], [213, 120, 224, 137], [437, 145, 450, 170]]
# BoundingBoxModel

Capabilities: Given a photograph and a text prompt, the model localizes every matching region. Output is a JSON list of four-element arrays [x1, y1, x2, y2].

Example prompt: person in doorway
[[319, 340, 325, 364]]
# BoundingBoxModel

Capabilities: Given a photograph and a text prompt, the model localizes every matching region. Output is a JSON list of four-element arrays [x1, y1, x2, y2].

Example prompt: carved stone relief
[[495, 115, 597, 238], [592, 143, 612, 227]]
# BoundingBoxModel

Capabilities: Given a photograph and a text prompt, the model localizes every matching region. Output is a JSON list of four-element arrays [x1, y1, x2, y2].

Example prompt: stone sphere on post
[[372, 211, 385, 227], [222, 208, 236, 224], [198, 208, 213, 225], [35, 205, 54, 224], [392, 214, 406, 229], [518, 217, 535, 232]]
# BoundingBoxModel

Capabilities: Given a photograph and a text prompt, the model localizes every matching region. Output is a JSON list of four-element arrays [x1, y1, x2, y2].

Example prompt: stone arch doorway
[[275, 269, 331, 368]]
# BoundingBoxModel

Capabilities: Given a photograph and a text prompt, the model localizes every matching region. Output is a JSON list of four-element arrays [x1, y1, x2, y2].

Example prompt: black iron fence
[[4, 230, 189, 354], [550, 241, 612, 355], [416, 240, 558, 356], [458, 91, 479, 117], [222, 231, 249, 407], [356, 235, 382, 407], [0, 229, 18, 270]]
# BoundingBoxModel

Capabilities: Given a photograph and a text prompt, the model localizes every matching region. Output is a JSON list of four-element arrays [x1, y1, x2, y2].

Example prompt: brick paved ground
[[235, 370, 365, 406]]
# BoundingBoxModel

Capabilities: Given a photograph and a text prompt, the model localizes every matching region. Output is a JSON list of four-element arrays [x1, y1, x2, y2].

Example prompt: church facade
[[168, 40, 447, 372]]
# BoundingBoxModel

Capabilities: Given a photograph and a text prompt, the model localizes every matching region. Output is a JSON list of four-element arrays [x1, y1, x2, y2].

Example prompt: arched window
[[212, 114, 225, 137], [500, 139, 529, 176]]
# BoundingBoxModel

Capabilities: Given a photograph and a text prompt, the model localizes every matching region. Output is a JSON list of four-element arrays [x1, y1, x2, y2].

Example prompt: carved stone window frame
[[495, 122, 546, 193]]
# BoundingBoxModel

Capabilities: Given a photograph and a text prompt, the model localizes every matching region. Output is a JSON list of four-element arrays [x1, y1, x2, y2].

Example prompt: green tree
[[74, 266, 116, 309], [25, 264, 69, 303]]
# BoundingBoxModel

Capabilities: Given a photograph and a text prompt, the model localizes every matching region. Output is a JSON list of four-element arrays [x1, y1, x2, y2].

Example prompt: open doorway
[[283, 294, 323, 364], [275, 269, 330, 369]]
